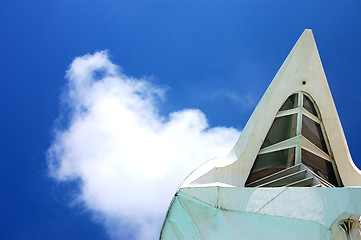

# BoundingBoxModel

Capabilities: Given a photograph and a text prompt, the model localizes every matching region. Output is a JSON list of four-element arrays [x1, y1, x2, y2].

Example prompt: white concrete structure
[[160, 30, 361, 240]]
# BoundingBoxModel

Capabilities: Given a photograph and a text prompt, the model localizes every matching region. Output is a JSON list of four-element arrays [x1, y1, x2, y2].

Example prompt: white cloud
[[47, 51, 241, 240], [213, 89, 258, 109]]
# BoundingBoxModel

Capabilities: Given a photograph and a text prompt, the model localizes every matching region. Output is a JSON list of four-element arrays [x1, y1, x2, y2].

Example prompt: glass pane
[[261, 114, 297, 148], [303, 95, 319, 117], [246, 148, 295, 184], [280, 94, 298, 111], [301, 149, 341, 186], [302, 115, 329, 154]]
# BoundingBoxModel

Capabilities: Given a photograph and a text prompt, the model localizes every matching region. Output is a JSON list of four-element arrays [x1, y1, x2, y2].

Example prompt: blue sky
[[1, 1, 361, 239]]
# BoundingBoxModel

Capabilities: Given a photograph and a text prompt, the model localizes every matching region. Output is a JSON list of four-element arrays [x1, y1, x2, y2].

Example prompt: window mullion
[[295, 92, 303, 164]]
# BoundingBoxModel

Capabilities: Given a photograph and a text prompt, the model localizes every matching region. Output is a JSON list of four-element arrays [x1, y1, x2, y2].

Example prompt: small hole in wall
[[302, 81, 307, 85]]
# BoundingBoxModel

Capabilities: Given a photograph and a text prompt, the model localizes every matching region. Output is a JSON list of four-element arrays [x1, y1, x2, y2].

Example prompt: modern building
[[160, 30, 361, 240]]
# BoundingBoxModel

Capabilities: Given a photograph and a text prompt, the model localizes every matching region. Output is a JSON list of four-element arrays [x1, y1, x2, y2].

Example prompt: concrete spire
[[160, 30, 361, 240]]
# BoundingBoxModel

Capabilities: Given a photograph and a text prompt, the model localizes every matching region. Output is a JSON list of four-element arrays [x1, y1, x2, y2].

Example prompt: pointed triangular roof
[[181, 29, 361, 188]]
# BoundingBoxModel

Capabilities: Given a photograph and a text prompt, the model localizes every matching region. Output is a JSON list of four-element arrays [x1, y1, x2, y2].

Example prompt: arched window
[[246, 92, 342, 187]]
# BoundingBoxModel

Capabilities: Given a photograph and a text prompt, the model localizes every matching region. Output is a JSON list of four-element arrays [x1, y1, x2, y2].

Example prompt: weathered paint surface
[[161, 187, 361, 239]]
